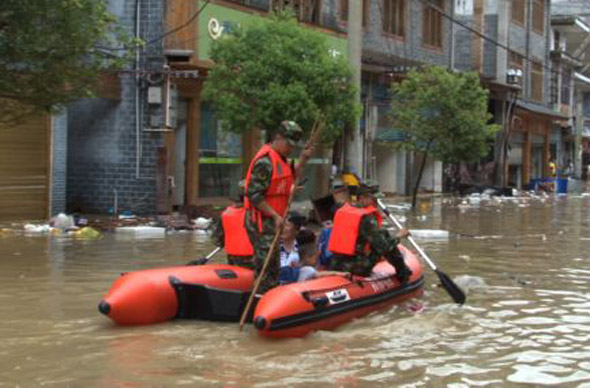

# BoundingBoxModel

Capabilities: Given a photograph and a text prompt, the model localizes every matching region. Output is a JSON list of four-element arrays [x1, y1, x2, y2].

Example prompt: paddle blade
[[435, 269, 466, 305]]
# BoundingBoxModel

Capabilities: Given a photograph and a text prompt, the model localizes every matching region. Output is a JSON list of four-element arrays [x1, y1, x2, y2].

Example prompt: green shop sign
[[197, 2, 348, 62]]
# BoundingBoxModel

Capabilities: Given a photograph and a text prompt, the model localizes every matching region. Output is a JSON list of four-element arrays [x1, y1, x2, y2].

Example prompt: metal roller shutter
[[0, 115, 50, 221]]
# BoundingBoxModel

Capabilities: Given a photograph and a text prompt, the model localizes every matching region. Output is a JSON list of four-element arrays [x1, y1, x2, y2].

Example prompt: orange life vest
[[221, 206, 254, 256], [244, 144, 294, 228], [328, 203, 383, 256]]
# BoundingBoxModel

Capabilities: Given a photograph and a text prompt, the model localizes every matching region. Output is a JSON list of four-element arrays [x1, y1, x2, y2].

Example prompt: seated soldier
[[211, 180, 255, 269], [316, 179, 350, 270], [327, 181, 412, 284]]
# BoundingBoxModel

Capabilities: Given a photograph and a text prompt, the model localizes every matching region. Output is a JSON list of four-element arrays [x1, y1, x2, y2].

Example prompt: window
[[532, 0, 544, 34], [339, 0, 370, 27], [511, 0, 525, 25], [561, 69, 571, 105], [553, 30, 561, 50], [272, 0, 321, 24], [423, 0, 442, 48], [382, 0, 405, 37], [199, 102, 243, 198], [531, 61, 543, 102]]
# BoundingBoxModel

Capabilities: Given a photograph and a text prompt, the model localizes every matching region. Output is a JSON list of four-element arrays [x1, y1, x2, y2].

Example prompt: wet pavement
[[2, 194, 590, 386]]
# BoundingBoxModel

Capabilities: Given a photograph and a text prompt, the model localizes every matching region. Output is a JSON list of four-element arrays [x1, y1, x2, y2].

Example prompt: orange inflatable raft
[[253, 245, 424, 338], [99, 264, 254, 325], [99, 246, 423, 337]]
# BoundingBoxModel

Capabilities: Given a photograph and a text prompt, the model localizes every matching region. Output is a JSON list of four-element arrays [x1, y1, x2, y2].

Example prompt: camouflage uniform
[[245, 156, 281, 293], [211, 207, 255, 270], [329, 204, 409, 280], [245, 121, 303, 294]]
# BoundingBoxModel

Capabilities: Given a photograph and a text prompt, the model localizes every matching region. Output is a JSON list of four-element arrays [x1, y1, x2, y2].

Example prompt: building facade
[[454, 0, 568, 189], [67, 0, 348, 215], [550, 0, 590, 180], [334, 0, 451, 195]]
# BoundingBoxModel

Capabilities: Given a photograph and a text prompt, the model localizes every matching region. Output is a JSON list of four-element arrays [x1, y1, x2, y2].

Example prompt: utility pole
[[346, 0, 363, 177]]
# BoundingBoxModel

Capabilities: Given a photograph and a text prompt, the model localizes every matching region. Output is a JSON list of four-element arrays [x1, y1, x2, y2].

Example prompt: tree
[[0, 0, 136, 124], [391, 66, 499, 207], [202, 13, 359, 143]]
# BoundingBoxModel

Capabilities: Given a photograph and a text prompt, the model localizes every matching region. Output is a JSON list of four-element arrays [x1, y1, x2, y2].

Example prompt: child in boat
[[278, 212, 318, 284]]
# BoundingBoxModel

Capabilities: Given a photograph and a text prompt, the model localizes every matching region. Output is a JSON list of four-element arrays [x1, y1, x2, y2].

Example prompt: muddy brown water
[[2, 195, 590, 387]]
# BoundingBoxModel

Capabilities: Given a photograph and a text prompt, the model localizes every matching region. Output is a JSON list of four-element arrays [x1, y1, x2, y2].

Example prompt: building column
[[186, 92, 201, 206], [496, 0, 509, 82], [523, 128, 531, 184], [544, 120, 550, 178], [472, 0, 484, 72], [575, 89, 584, 178], [345, 0, 363, 177]]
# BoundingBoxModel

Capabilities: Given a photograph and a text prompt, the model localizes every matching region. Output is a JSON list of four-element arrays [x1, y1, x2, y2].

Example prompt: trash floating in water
[[116, 226, 166, 237], [453, 275, 487, 293], [23, 224, 52, 233], [509, 275, 532, 286], [50, 213, 75, 230], [473, 235, 503, 240], [386, 203, 412, 211], [409, 229, 449, 239], [71, 227, 101, 239], [192, 217, 213, 230], [458, 254, 471, 261]]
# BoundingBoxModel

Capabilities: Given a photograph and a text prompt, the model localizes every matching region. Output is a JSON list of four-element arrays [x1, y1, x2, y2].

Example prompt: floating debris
[[115, 226, 166, 238], [72, 227, 101, 239], [453, 275, 487, 293], [409, 229, 449, 240], [23, 224, 52, 233], [193, 217, 213, 230]]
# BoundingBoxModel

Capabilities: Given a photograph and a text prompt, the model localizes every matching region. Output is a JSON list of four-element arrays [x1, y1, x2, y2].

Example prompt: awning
[[516, 101, 569, 120]]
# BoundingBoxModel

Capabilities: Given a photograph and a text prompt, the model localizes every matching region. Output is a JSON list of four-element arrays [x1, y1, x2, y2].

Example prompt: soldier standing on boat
[[211, 180, 255, 269], [244, 121, 313, 294], [327, 181, 413, 284]]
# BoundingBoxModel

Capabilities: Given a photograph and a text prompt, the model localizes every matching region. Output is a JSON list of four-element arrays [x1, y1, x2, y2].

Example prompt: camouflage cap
[[358, 180, 383, 198], [278, 120, 304, 146]]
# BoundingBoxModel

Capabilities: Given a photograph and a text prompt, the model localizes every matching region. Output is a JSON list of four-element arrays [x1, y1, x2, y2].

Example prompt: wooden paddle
[[376, 198, 466, 305], [239, 117, 325, 331]]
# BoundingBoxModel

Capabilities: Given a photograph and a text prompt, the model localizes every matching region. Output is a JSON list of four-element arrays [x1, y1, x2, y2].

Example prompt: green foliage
[[0, 0, 138, 124], [202, 13, 359, 142], [391, 66, 499, 163]]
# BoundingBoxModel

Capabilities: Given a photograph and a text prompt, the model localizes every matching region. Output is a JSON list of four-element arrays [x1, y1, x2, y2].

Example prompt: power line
[[413, 0, 563, 77]]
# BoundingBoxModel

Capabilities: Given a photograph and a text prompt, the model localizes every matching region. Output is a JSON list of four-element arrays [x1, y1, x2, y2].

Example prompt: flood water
[[2, 195, 590, 387]]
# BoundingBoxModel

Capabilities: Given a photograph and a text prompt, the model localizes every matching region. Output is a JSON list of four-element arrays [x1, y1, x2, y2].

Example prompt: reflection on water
[[2, 196, 590, 386]]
